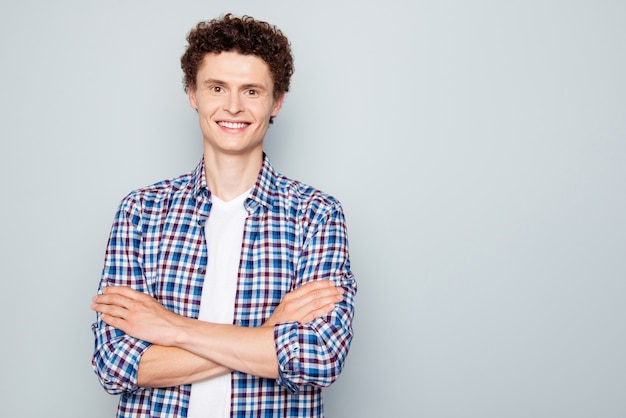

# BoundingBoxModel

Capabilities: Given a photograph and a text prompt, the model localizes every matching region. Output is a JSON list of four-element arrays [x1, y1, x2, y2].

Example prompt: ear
[[188, 88, 198, 110], [271, 93, 285, 117]]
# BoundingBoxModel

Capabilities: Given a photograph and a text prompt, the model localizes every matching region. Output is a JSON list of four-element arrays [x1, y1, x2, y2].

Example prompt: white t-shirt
[[187, 189, 249, 418]]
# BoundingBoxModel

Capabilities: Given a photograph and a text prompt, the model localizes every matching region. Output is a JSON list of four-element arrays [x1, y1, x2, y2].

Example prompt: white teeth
[[219, 121, 247, 129]]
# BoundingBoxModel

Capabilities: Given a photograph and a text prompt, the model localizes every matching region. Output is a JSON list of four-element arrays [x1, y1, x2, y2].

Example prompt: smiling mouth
[[218, 121, 249, 129]]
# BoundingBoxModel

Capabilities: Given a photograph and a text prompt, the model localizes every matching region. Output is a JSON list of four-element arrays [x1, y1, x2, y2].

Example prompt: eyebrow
[[202, 78, 268, 92], [202, 78, 226, 86]]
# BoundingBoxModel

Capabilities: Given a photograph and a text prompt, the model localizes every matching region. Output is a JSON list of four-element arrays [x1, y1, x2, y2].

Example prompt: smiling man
[[90, 14, 356, 418]]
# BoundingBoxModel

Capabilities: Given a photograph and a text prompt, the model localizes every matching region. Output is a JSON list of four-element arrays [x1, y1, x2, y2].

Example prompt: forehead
[[197, 51, 273, 86]]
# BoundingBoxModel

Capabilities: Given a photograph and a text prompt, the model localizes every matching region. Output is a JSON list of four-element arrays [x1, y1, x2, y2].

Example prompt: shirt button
[[197, 267, 206, 275]]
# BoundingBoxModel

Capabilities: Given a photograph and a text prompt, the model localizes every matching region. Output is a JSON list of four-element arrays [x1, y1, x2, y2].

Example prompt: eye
[[210, 86, 223, 93], [245, 89, 258, 96]]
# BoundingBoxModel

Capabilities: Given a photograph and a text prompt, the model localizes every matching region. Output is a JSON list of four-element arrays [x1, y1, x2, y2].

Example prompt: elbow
[[92, 354, 140, 395], [276, 330, 353, 394], [91, 322, 151, 395], [276, 349, 348, 395], [274, 305, 355, 393], [315, 345, 350, 387], [92, 363, 128, 395]]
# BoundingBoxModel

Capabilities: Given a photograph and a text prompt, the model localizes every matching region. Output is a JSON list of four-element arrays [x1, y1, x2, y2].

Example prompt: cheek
[[198, 100, 221, 116]]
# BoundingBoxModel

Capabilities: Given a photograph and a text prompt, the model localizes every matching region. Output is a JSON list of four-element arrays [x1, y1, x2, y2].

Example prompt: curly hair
[[181, 14, 294, 100]]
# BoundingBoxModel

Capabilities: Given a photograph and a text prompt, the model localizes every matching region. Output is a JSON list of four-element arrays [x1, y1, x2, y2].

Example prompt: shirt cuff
[[93, 323, 153, 394], [274, 321, 301, 394]]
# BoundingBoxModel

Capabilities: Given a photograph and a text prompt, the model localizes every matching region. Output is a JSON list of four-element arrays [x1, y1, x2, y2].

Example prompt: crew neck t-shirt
[[187, 189, 250, 418]]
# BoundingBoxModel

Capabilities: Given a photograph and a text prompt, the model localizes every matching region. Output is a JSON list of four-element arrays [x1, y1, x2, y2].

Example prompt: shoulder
[[117, 170, 195, 216], [273, 172, 344, 224]]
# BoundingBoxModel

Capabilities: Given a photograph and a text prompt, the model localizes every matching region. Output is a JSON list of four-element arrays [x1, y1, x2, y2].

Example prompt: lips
[[218, 121, 249, 129]]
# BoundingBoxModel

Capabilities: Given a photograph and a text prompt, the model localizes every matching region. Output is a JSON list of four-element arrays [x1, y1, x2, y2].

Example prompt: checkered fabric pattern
[[91, 155, 357, 417]]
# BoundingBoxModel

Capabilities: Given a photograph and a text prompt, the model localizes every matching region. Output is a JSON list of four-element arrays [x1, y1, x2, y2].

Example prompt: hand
[[262, 280, 344, 327], [91, 286, 184, 346]]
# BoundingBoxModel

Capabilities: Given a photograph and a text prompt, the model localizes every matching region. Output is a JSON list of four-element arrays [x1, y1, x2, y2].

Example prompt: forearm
[[173, 319, 279, 379], [137, 345, 231, 388]]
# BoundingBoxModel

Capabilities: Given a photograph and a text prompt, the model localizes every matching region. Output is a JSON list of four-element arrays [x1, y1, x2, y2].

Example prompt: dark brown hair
[[181, 13, 294, 100]]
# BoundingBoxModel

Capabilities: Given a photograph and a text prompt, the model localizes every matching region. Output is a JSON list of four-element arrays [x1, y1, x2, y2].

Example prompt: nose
[[224, 93, 244, 114]]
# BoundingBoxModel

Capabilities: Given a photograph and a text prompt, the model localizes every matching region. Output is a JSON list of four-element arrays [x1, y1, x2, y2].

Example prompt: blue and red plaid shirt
[[91, 155, 356, 417]]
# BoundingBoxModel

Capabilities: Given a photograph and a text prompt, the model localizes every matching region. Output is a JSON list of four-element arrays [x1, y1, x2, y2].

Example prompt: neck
[[203, 149, 263, 202]]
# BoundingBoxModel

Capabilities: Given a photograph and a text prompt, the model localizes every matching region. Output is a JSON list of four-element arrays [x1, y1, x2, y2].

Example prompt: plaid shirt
[[91, 155, 356, 417]]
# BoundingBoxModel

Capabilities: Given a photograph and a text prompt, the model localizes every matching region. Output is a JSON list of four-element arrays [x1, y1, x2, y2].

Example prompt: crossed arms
[[90, 189, 356, 395], [91, 280, 344, 388]]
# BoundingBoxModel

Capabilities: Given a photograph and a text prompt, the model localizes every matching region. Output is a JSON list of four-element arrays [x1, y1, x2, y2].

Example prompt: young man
[[91, 14, 356, 417]]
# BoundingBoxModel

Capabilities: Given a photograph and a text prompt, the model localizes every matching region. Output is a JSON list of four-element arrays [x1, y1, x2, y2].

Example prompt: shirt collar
[[247, 153, 279, 211], [191, 157, 209, 201], [192, 153, 279, 212]]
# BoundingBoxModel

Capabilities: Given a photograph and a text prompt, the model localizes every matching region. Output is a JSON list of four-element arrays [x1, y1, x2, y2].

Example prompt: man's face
[[188, 51, 284, 158]]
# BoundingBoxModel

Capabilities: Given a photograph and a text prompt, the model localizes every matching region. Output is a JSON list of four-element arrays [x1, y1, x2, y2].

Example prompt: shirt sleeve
[[91, 196, 153, 395], [274, 203, 357, 394]]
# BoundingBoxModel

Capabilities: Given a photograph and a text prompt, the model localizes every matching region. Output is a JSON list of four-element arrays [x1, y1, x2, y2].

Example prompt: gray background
[[1, 1, 625, 417]]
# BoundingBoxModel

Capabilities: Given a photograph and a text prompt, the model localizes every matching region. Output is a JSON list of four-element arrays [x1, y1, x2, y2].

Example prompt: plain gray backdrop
[[1, 1, 625, 417]]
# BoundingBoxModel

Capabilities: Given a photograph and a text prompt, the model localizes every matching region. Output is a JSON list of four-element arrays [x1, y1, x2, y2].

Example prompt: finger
[[288, 280, 334, 297], [286, 289, 342, 323], [91, 301, 128, 320], [294, 285, 343, 308], [289, 281, 342, 305], [302, 292, 342, 313], [299, 302, 337, 324], [100, 312, 127, 331], [92, 293, 134, 309]]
